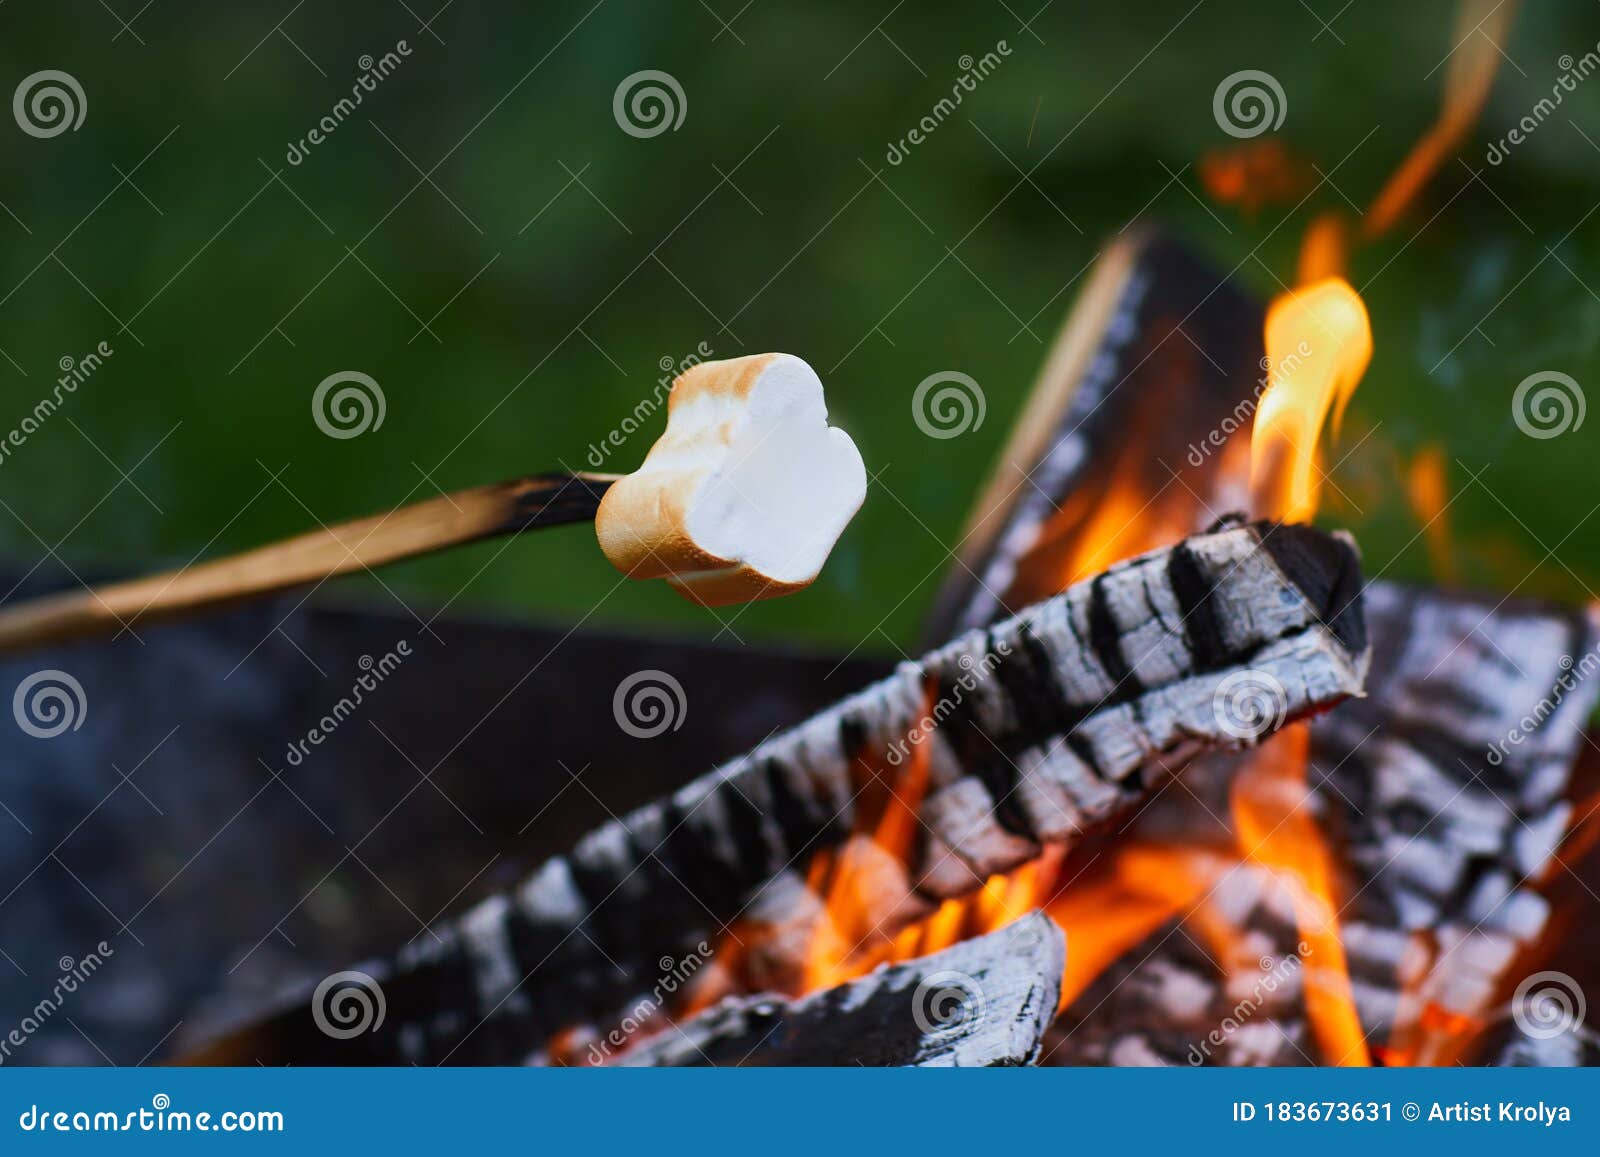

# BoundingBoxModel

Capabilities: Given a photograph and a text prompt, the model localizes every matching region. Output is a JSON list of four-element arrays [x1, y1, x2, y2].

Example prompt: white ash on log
[[613, 913, 1063, 1067], [187, 517, 1368, 1065], [1046, 584, 1600, 1066]]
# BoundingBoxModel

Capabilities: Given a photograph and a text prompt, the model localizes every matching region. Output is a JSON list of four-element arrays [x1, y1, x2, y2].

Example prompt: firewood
[[1047, 584, 1600, 1066], [186, 517, 1369, 1065], [614, 912, 1063, 1067], [0, 354, 865, 652]]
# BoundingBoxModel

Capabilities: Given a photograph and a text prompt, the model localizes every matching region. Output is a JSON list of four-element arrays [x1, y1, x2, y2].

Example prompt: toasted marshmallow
[[595, 353, 866, 606]]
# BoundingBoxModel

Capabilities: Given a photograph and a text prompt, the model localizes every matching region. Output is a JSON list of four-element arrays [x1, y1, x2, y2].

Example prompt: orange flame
[[1364, 0, 1519, 239], [1406, 444, 1459, 585], [1231, 725, 1371, 1065], [1249, 279, 1373, 523]]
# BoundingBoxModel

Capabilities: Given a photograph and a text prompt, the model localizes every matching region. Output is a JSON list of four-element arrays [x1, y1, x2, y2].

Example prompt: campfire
[[177, 0, 1600, 1070]]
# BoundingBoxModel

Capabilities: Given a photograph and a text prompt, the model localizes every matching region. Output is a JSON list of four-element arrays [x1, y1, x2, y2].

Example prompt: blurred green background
[[1, 0, 1597, 652]]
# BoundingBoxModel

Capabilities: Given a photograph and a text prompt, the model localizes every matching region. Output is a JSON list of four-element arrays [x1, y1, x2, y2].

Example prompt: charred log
[[1047, 585, 1600, 1066], [188, 518, 1368, 1065], [614, 913, 1063, 1067]]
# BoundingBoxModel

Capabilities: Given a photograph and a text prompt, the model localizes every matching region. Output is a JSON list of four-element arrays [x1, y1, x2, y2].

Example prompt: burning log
[[188, 517, 1368, 1064], [1046, 583, 1600, 1066], [613, 913, 1063, 1067]]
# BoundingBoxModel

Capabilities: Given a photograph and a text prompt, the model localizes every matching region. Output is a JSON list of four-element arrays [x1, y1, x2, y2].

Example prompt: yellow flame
[[1250, 279, 1373, 523]]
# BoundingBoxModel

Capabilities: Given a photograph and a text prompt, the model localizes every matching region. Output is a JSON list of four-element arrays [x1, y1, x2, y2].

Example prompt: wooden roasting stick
[[618, 913, 1064, 1067], [0, 353, 868, 651], [0, 473, 618, 651], [188, 517, 1369, 1065]]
